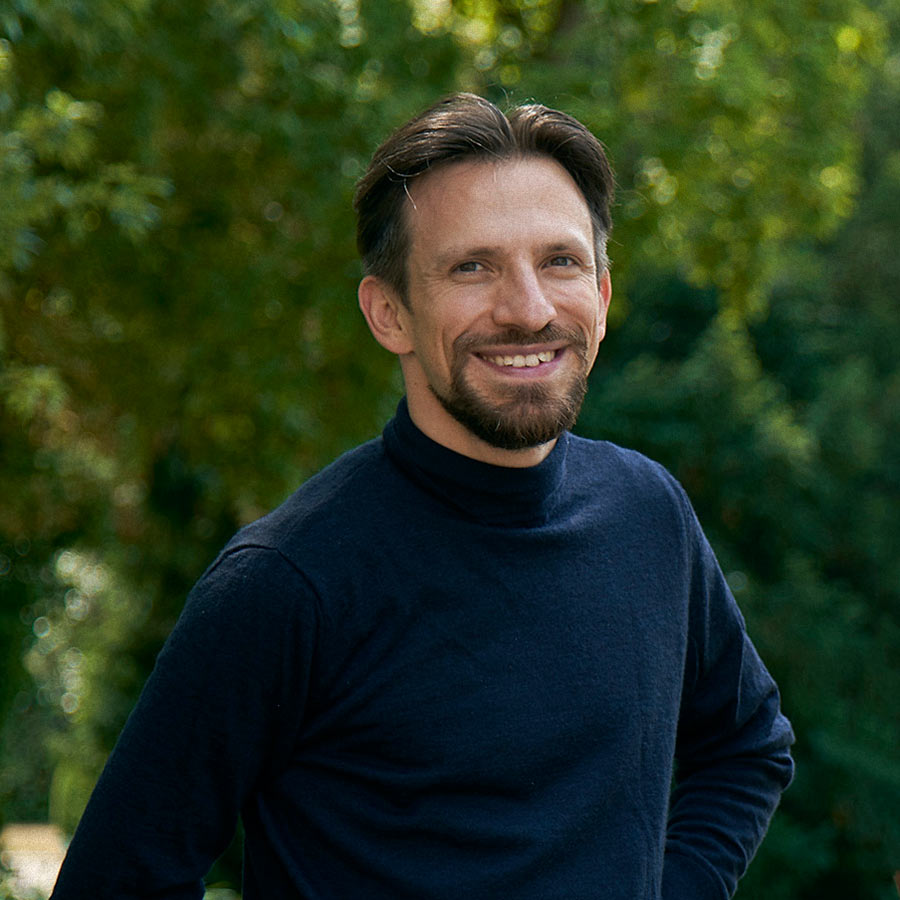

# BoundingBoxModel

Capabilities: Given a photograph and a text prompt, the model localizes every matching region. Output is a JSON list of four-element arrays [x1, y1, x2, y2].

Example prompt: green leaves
[[0, 87, 171, 277]]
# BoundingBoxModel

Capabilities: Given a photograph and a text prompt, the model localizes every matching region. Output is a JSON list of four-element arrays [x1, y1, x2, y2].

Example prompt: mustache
[[454, 323, 588, 353]]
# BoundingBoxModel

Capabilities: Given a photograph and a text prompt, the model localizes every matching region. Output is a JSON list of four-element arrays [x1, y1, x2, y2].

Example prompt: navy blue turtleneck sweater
[[52, 400, 794, 899]]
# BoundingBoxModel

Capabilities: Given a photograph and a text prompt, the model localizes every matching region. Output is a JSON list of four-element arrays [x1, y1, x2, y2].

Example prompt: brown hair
[[353, 93, 615, 302]]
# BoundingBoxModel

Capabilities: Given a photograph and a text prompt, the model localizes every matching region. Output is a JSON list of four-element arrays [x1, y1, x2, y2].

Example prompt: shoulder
[[565, 433, 690, 520], [206, 435, 401, 577]]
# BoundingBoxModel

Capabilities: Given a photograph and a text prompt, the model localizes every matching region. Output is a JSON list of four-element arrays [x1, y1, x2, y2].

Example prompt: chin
[[434, 377, 587, 451]]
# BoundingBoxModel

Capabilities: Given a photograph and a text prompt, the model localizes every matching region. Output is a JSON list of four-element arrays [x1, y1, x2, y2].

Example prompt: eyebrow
[[434, 245, 499, 266], [434, 239, 595, 268]]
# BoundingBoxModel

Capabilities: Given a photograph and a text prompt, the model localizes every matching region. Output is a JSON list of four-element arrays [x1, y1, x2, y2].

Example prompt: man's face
[[377, 155, 611, 462]]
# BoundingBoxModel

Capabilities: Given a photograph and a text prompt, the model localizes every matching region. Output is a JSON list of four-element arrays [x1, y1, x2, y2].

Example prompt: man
[[51, 94, 794, 899]]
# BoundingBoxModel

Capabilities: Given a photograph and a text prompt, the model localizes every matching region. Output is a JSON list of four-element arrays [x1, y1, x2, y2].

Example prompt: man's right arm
[[50, 545, 316, 899]]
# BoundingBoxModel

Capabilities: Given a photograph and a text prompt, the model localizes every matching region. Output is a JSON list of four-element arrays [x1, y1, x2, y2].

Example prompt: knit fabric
[[51, 399, 794, 899]]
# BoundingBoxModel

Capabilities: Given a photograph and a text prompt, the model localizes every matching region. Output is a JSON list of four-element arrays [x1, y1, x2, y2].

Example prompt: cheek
[[410, 315, 460, 374], [577, 300, 606, 360], [572, 293, 603, 331]]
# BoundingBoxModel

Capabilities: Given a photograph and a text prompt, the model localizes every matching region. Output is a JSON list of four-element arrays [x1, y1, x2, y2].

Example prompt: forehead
[[404, 156, 594, 260]]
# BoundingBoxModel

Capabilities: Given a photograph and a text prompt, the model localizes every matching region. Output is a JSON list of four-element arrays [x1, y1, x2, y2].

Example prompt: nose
[[490, 262, 556, 332]]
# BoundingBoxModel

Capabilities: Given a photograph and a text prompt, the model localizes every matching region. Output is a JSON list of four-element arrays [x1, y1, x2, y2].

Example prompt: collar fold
[[382, 398, 568, 527]]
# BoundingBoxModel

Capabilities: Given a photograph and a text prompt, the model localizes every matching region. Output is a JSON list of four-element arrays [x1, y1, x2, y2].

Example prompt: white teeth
[[487, 349, 557, 367]]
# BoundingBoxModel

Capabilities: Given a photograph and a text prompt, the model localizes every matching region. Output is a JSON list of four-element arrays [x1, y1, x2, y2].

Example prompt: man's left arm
[[663, 497, 795, 900]]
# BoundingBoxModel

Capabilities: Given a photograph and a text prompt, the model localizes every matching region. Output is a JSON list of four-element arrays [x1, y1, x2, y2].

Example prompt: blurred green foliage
[[1, 0, 898, 897]]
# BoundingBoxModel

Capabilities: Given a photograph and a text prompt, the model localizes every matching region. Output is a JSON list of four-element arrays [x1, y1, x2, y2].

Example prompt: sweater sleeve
[[50, 545, 317, 899], [662, 495, 795, 900]]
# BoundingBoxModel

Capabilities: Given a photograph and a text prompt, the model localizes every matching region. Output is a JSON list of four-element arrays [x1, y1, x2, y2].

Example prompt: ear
[[358, 275, 414, 355], [597, 268, 612, 341]]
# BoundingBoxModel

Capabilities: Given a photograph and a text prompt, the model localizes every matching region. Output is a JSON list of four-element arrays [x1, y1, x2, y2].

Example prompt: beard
[[430, 324, 590, 451]]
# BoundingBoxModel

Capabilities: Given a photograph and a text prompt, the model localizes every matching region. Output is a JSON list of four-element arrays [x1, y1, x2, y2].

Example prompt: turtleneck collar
[[382, 398, 569, 528]]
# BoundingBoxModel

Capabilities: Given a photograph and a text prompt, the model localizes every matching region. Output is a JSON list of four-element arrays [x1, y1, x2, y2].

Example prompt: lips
[[456, 324, 586, 377]]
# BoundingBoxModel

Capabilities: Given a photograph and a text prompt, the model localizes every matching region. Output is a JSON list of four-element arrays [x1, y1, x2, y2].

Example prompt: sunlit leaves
[[2, 364, 68, 423], [0, 84, 172, 274], [485, 0, 887, 314]]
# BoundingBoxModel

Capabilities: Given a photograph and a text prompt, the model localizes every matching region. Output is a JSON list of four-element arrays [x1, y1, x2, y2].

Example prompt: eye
[[455, 260, 483, 273], [548, 255, 576, 267]]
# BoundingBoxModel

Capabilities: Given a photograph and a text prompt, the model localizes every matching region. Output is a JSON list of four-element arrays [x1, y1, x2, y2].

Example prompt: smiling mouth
[[480, 349, 558, 369]]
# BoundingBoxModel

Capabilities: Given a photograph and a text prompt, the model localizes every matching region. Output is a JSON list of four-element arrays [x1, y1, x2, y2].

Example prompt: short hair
[[354, 93, 615, 302]]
